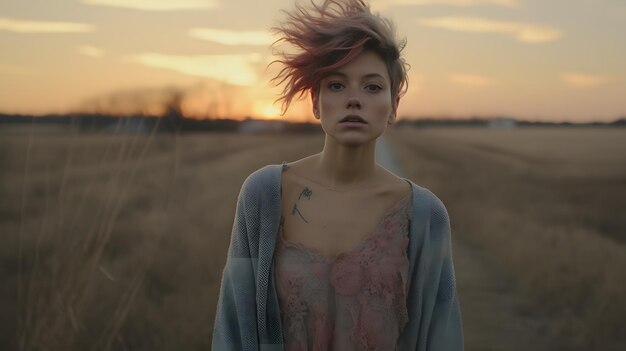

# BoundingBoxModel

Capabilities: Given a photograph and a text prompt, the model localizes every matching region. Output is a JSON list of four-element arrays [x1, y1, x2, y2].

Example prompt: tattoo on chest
[[292, 186, 312, 224]]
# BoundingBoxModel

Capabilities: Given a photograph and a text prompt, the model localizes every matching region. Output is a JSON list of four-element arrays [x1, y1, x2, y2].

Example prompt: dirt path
[[377, 136, 556, 351]]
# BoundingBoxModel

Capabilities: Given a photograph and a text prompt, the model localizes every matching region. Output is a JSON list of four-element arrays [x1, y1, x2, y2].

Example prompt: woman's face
[[312, 50, 399, 146]]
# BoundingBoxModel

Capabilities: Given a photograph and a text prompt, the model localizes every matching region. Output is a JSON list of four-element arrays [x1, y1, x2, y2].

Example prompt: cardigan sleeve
[[426, 196, 464, 350], [212, 179, 260, 351]]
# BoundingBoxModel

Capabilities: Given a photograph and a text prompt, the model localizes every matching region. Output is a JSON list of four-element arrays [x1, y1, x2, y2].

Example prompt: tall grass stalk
[[15, 116, 180, 350]]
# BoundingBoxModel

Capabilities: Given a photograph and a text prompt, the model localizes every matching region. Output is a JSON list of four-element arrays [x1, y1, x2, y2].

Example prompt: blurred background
[[1, 0, 625, 350]]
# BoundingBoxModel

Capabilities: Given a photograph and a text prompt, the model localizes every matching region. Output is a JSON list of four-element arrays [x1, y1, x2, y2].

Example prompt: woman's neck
[[314, 138, 379, 190]]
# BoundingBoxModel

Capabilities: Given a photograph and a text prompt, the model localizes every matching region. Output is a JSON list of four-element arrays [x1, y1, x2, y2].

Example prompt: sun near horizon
[[1, 0, 625, 122]]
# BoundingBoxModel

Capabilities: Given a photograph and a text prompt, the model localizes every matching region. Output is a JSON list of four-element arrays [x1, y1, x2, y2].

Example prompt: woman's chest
[[280, 178, 410, 258]]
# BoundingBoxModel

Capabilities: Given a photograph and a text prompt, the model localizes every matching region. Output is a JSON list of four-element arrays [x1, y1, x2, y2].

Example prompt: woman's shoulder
[[386, 171, 440, 206], [407, 182, 449, 222], [241, 163, 283, 188], [233, 164, 283, 207]]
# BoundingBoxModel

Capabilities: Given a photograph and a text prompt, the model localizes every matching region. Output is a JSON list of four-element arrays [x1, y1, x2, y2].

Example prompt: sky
[[1, 0, 625, 123]]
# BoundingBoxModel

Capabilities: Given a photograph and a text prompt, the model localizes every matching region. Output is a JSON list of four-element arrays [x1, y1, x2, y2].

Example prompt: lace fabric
[[275, 193, 412, 351]]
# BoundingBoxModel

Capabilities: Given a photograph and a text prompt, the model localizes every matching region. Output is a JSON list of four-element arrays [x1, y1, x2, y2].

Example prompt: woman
[[212, 0, 463, 350]]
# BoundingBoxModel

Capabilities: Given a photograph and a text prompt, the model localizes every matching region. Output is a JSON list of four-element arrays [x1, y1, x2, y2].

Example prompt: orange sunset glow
[[1, 0, 625, 122]]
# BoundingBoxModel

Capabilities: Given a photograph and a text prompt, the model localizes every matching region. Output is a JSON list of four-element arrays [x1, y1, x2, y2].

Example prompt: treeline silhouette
[[1, 113, 625, 133], [0, 114, 320, 133]]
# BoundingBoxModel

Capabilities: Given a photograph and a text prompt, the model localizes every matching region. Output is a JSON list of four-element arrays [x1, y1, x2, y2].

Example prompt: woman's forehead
[[323, 52, 390, 80]]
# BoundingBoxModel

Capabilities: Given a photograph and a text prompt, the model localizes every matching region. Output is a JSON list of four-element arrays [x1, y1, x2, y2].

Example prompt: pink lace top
[[274, 193, 412, 351]]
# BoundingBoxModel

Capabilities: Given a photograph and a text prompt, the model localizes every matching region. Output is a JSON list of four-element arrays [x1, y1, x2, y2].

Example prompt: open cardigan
[[212, 163, 463, 350]]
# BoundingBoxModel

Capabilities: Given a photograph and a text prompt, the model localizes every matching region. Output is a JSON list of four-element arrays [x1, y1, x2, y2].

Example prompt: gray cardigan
[[212, 163, 463, 350]]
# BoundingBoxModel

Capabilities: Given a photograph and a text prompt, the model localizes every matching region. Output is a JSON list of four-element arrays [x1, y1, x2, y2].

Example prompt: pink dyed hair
[[270, 0, 408, 115]]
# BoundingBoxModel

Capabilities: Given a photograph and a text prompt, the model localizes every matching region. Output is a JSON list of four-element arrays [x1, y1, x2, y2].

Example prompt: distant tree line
[[395, 117, 626, 128], [0, 114, 322, 133], [1, 113, 624, 133]]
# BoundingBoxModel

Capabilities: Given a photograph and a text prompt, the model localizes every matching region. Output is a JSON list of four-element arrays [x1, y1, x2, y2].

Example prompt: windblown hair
[[271, 0, 408, 114]]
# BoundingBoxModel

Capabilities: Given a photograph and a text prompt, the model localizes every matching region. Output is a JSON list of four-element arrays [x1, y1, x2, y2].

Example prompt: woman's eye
[[365, 84, 382, 92], [328, 82, 344, 91]]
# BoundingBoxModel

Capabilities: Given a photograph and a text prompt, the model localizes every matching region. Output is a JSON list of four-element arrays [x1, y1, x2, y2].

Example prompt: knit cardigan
[[212, 163, 463, 350]]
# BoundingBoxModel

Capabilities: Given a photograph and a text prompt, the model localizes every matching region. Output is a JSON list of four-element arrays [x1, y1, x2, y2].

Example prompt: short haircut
[[271, 0, 409, 115]]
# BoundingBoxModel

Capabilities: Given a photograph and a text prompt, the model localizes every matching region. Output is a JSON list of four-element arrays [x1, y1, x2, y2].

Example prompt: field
[[0, 124, 625, 350], [386, 127, 626, 350]]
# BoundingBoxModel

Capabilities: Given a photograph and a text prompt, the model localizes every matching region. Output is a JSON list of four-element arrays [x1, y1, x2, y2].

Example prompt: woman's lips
[[339, 121, 367, 127], [339, 115, 367, 123]]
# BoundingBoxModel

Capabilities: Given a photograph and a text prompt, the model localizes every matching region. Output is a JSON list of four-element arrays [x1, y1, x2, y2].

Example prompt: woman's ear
[[311, 91, 320, 119], [388, 95, 400, 124]]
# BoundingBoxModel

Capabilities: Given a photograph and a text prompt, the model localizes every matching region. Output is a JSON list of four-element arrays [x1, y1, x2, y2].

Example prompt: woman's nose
[[346, 97, 361, 109]]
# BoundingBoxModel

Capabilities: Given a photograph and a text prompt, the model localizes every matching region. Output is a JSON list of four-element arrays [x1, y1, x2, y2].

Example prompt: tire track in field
[[379, 133, 556, 351]]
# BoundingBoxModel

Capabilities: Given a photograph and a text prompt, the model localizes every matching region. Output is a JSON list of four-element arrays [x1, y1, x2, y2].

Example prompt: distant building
[[488, 118, 517, 128], [238, 119, 287, 134]]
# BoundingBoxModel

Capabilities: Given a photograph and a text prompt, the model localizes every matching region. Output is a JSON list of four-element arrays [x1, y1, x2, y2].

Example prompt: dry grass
[[1, 123, 625, 350], [386, 126, 626, 350], [0, 122, 325, 350]]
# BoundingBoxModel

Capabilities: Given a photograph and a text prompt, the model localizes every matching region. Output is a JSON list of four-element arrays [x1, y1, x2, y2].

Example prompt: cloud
[[80, 0, 218, 11], [127, 53, 263, 86], [372, 0, 518, 11], [417, 16, 562, 43], [189, 28, 274, 46], [562, 73, 609, 88], [0, 16, 94, 33], [78, 45, 105, 58], [449, 73, 496, 87], [383, 0, 518, 7]]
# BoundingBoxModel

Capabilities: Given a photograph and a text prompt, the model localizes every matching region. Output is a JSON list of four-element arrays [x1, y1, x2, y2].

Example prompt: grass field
[[387, 126, 626, 350], [1, 124, 624, 350]]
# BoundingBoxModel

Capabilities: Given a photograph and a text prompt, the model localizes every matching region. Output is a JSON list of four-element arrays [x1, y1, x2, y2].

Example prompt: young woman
[[212, 1, 463, 350]]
